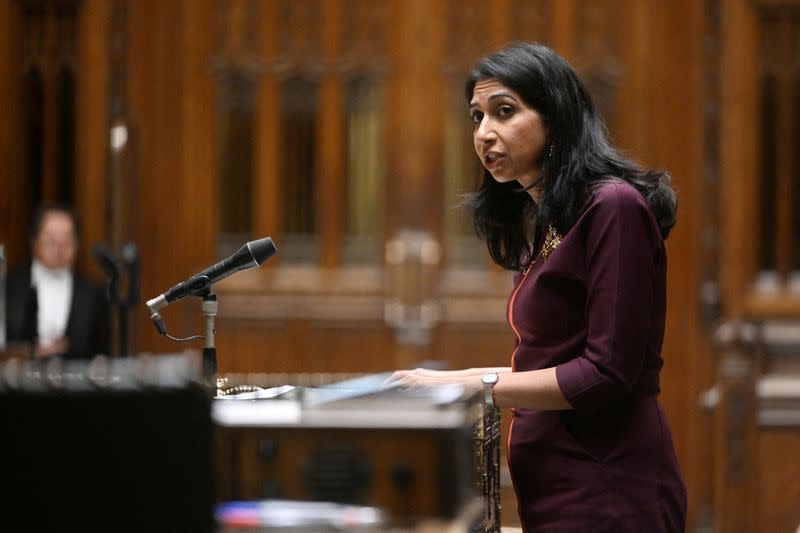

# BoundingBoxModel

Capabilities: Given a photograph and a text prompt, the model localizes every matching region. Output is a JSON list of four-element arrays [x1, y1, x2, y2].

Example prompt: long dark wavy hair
[[464, 42, 677, 271]]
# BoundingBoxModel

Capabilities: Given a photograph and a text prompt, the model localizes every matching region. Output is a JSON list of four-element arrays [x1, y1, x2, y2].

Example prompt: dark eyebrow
[[469, 92, 520, 108]]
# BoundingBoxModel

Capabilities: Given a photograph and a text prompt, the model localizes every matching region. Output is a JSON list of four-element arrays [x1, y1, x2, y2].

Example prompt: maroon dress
[[506, 180, 687, 532]]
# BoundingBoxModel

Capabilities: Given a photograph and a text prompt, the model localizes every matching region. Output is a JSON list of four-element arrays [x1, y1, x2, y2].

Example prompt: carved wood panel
[[756, 8, 800, 285], [0, 4, 732, 530]]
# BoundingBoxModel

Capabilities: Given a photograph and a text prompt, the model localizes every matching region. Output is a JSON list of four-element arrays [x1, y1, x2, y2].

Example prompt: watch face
[[482, 372, 498, 385]]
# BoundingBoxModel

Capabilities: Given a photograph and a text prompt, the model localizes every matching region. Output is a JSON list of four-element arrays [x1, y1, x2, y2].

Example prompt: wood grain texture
[[757, 429, 800, 532], [75, 0, 110, 280], [719, 0, 760, 318], [0, 1, 26, 266]]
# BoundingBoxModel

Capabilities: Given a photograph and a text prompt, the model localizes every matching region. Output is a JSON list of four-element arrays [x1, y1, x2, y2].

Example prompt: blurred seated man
[[5, 205, 109, 359]]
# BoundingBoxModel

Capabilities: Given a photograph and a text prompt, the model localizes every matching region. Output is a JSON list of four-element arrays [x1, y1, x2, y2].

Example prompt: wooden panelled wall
[[713, 1, 800, 531], [0, 1, 24, 262], [3, 0, 800, 531]]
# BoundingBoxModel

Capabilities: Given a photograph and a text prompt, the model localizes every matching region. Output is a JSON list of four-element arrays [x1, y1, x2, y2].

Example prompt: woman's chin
[[490, 172, 514, 184]]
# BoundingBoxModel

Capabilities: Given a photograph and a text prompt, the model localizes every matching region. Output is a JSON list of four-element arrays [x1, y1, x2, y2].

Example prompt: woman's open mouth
[[484, 152, 505, 169]]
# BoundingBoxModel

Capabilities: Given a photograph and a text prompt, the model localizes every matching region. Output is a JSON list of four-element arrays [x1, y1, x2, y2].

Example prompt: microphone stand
[[118, 300, 128, 357], [147, 291, 219, 394], [93, 243, 140, 358], [120, 243, 141, 357], [201, 291, 218, 378]]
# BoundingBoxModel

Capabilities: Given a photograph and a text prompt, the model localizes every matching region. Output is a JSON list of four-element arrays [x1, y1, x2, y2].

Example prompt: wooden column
[[615, 0, 651, 157], [317, 1, 345, 269], [41, 9, 58, 202], [75, 0, 110, 278], [773, 16, 795, 280], [128, 0, 188, 352], [719, 0, 759, 317], [648, 1, 711, 529], [178, 0, 216, 275], [253, 1, 281, 259], [385, 0, 446, 239], [383, 0, 448, 367]]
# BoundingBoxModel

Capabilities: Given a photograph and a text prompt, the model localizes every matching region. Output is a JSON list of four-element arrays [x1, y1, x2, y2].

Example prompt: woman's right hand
[[382, 368, 480, 393]]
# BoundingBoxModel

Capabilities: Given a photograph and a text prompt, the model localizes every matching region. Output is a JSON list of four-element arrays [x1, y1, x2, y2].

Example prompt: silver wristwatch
[[481, 372, 499, 409]]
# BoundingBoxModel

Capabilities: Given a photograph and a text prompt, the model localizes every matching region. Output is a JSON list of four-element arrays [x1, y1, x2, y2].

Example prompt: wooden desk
[[0, 342, 30, 361]]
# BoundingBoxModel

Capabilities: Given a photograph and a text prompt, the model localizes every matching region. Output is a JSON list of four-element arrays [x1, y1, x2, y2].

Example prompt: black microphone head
[[160, 237, 277, 305], [91, 244, 120, 278], [246, 237, 277, 265]]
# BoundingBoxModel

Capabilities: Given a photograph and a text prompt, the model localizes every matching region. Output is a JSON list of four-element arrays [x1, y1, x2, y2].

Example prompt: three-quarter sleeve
[[555, 184, 660, 413]]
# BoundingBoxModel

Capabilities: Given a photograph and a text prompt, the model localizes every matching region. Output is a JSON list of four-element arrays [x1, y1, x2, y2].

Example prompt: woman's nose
[[474, 118, 496, 144]]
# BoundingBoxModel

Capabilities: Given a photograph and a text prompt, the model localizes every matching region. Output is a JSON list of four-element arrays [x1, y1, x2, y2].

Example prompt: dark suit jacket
[[5, 267, 110, 360]]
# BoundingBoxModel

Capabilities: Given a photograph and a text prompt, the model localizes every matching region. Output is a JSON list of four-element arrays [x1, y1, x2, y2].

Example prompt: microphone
[[92, 244, 121, 305], [146, 237, 276, 323], [120, 242, 141, 306]]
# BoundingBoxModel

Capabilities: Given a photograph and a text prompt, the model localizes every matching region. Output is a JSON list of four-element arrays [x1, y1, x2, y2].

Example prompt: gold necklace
[[523, 225, 562, 275]]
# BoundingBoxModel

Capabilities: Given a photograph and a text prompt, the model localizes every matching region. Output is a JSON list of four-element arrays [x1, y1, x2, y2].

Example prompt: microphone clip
[[146, 290, 208, 343]]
